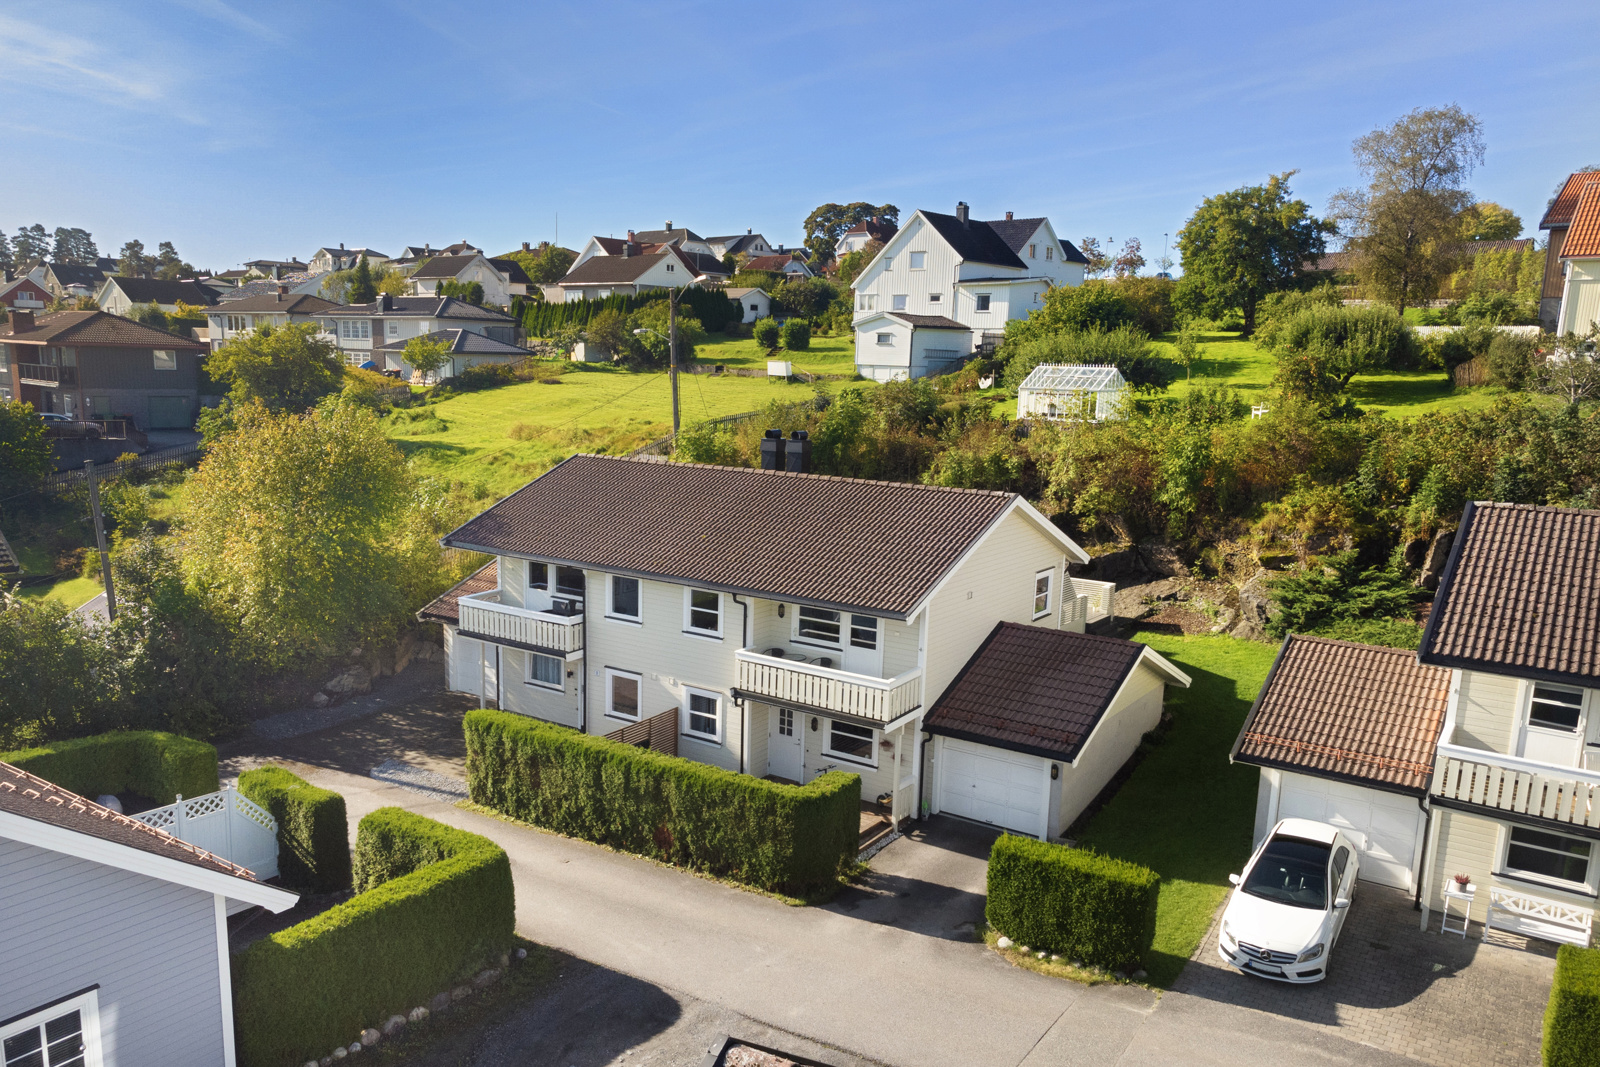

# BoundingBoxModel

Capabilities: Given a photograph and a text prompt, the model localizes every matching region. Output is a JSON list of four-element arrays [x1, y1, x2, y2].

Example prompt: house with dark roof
[[835, 216, 897, 258], [705, 231, 775, 260], [1, 310, 208, 428], [376, 328, 534, 380], [850, 203, 1089, 381], [38, 262, 110, 302], [242, 258, 308, 279], [1552, 177, 1600, 337], [317, 294, 516, 365], [725, 286, 771, 324], [216, 271, 330, 304], [744, 253, 815, 280], [0, 761, 297, 1067], [95, 277, 218, 316], [422, 453, 1147, 838], [307, 245, 390, 273], [1541, 172, 1600, 330], [0, 271, 51, 311], [406, 253, 529, 306], [202, 290, 342, 352], [556, 240, 709, 301]]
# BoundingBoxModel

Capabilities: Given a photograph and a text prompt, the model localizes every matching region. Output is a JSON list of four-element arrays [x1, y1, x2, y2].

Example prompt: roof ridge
[[1286, 633, 1422, 658], [582, 453, 1016, 498]]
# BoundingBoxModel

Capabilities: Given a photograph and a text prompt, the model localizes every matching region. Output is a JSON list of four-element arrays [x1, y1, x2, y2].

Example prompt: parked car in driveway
[[38, 412, 102, 438], [1217, 818, 1358, 983]]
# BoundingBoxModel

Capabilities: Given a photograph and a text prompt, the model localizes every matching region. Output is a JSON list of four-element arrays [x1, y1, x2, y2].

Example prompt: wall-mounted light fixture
[[1050, 763, 1060, 780], [810, 716, 818, 732], [778, 603, 786, 618]]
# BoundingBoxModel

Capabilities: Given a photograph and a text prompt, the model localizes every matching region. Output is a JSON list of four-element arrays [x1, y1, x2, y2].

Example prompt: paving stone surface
[[1175, 882, 1557, 1067]]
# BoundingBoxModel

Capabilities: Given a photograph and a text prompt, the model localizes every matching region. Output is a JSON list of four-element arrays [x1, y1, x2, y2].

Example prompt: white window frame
[[1045, 245, 1053, 261], [386, 320, 399, 337], [908, 251, 926, 270], [607, 574, 642, 623], [683, 587, 722, 638], [1033, 569, 1053, 619], [928, 292, 942, 304], [883, 255, 893, 271], [892, 294, 908, 311], [528, 561, 548, 591], [526, 651, 564, 691], [875, 332, 892, 346], [0, 987, 103, 1067], [794, 605, 842, 648], [683, 686, 723, 744], [975, 293, 992, 312], [666, 263, 675, 272], [1497, 823, 1597, 894], [1029, 243, 1037, 258], [152, 349, 177, 370], [824, 719, 878, 767], [1526, 683, 1587, 734], [605, 667, 642, 722]]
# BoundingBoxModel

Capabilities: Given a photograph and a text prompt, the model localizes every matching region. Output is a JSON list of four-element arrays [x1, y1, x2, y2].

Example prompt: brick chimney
[[522, 242, 531, 253], [1005, 211, 1013, 221], [665, 220, 673, 231], [277, 283, 289, 298], [377, 292, 392, 311], [956, 202, 970, 227], [12, 309, 34, 332]]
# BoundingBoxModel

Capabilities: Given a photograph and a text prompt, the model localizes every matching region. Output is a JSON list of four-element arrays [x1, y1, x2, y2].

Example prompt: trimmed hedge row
[[237, 766, 352, 892], [985, 834, 1159, 972], [231, 807, 514, 1067], [1545, 944, 1600, 1067], [1, 730, 218, 804], [465, 709, 858, 895]]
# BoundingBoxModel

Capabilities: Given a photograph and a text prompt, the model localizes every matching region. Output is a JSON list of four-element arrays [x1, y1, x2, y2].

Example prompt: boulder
[[382, 1016, 406, 1037], [1231, 570, 1274, 642], [1403, 538, 1429, 570], [311, 692, 330, 708], [348, 1042, 363, 1055], [332, 1048, 347, 1062], [996, 936, 1013, 949], [428, 992, 451, 1013], [1075, 546, 1146, 583], [324, 666, 373, 697], [1112, 587, 1153, 622], [451, 985, 472, 1002], [473, 968, 501, 990], [1418, 527, 1457, 591], [408, 1007, 429, 1024], [360, 1029, 381, 1047], [1137, 542, 1190, 578]]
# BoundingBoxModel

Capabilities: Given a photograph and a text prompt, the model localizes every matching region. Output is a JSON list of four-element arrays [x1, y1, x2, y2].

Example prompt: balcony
[[735, 648, 922, 725], [1432, 742, 1600, 830], [457, 591, 583, 654], [1063, 577, 1115, 628], [18, 363, 76, 387]]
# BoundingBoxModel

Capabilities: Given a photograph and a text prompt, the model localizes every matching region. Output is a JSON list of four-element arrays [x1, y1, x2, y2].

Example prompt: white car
[[1217, 818, 1359, 983]]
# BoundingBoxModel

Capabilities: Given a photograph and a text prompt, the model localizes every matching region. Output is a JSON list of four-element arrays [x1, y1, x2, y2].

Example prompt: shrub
[[231, 807, 514, 1067], [1003, 324, 1174, 393], [1544, 944, 1600, 1067], [1, 730, 217, 804], [1266, 550, 1424, 638], [1005, 282, 1138, 346], [985, 834, 1159, 971], [237, 765, 352, 892], [780, 319, 811, 350], [1487, 331, 1538, 390], [753, 318, 782, 349], [465, 709, 858, 895]]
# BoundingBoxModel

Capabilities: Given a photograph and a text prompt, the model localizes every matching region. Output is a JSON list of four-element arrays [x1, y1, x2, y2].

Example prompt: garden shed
[[1017, 364, 1127, 422]]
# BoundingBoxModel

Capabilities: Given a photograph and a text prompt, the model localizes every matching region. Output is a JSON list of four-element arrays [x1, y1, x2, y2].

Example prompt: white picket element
[[735, 649, 922, 724], [1432, 743, 1600, 830], [1064, 577, 1115, 623], [131, 786, 279, 879], [1483, 886, 1593, 947], [457, 591, 584, 653]]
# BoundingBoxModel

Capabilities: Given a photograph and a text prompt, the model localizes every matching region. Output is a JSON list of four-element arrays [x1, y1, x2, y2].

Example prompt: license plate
[[1242, 960, 1283, 976]]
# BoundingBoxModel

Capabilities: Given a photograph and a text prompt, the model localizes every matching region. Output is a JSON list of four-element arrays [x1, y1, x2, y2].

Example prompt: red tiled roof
[[418, 560, 498, 624], [1232, 636, 1450, 794], [1560, 183, 1600, 259], [1541, 172, 1600, 230], [0, 310, 206, 349]]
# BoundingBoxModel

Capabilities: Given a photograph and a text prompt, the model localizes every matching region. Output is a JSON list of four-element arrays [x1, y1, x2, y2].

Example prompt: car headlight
[[1297, 942, 1324, 963]]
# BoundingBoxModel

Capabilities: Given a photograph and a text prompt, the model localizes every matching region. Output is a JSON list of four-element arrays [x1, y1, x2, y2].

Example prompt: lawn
[[1075, 630, 1279, 987], [694, 332, 858, 374], [386, 362, 857, 497]]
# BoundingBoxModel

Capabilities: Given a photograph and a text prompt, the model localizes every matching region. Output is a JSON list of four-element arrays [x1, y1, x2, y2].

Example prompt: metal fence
[[43, 442, 203, 494]]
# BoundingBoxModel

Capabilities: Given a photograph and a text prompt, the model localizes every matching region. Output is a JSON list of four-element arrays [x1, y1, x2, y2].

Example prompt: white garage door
[[1278, 773, 1425, 890], [938, 738, 1049, 838]]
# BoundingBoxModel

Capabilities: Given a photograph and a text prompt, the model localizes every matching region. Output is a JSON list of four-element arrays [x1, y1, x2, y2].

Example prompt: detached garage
[[1231, 635, 1451, 891], [924, 623, 1191, 840]]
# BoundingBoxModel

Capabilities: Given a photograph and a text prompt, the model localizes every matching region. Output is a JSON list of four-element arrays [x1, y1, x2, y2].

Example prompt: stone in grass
[[320, 1058, 334, 1067], [1050, 955, 1060, 962], [996, 936, 1013, 949], [1019, 946, 1030, 953], [304, 1061, 318, 1067], [1133, 969, 1148, 980], [360, 1029, 381, 1047], [408, 1007, 429, 1024], [473, 968, 500, 990], [332, 1047, 347, 1061], [348, 1043, 363, 1055], [451, 985, 473, 1002], [1113, 971, 1128, 981], [515, 947, 528, 960], [429, 992, 451, 1013], [383, 1015, 407, 1036]]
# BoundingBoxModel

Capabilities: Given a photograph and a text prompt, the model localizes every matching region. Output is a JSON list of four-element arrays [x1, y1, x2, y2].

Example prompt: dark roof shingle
[[443, 455, 1018, 617], [103, 277, 217, 306], [202, 293, 340, 314], [1232, 636, 1450, 794], [560, 254, 666, 285], [326, 296, 511, 321], [418, 560, 498, 624], [924, 623, 1146, 760], [885, 313, 969, 330], [0, 311, 206, 350], [377, 329, 531, 355], [920, 211, 1027, 270]]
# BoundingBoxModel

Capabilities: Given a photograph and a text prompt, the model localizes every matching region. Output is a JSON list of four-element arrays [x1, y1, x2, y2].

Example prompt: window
[[1029, 243, 1037, 258], [340, 320, 371, 339], [527, 562, 548, 590], [929, 293, 942, 303], [226, 314, 248, 332], [1504, 826, 1593, 888], [778, 706, 795, 736], [526, 652, 563, 689], [875, 332, 892, 345], [685, 687, 721, 743], [798, 606, 841, 645], [609, 575, 640, 621], [1033, 570, 1053, 618], [1331, 846, 1349, 888], [1530, 685, 1584, 731], [892, 294, 907, 311], [975, 294, 992, 312], [685, 588, 721, 636], [826, 720, 876, 764], [1, 989, 100, 1067], [1045, 245, 1053, 261], [666, 263, 675, 272], [908, 251, 926, 270], [387, 321, 399, 337], [606, 669, 641, 721], [883, 256, 893, 271], [555, 566, 586, 599], [849, 614, 878, 650], [152, 349, 177, 371]]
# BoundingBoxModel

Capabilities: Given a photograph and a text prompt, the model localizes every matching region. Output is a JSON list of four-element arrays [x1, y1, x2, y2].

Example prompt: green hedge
[[1545, 944, 1600, 1067], [231, 807, 514, 1067], [237, 766, 351, 892], [985, 834, 1159, 972], [465, 709, 858, 895], [1, 731, 217, 804]]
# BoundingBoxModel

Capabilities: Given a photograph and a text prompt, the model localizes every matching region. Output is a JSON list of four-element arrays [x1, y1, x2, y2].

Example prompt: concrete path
[[74, 592, 108, 622]]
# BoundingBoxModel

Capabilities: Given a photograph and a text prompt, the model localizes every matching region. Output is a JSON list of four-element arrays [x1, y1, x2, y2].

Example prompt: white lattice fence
[[132, 786, 279, 879]]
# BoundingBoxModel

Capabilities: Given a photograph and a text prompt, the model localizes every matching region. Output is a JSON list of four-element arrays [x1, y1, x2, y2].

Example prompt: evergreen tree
[[348, 255, 377, 303]]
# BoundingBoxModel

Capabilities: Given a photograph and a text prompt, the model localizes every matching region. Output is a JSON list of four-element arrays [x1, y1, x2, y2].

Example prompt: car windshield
[[1242, 836, 1331, 910]]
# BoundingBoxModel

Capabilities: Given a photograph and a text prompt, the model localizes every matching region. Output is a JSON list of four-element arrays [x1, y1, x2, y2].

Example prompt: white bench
[[1483, 887, 1593, 947]]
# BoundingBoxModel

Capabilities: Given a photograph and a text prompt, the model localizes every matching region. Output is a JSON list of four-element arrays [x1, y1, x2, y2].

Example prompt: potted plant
[[1453, 873, 1474, 891]]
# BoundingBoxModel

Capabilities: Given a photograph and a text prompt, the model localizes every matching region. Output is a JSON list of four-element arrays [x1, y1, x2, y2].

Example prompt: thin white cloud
[[165, 0, 284, 42], [0, 14, 172, 106]]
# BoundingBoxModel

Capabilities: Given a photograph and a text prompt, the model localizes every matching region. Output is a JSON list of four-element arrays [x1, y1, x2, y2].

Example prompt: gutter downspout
[[580, 592, 590, 734], [733, 594, 751, 774]]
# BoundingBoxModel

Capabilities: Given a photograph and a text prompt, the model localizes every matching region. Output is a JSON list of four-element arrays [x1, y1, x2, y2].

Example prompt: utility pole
[[83, 460, 116, 621], [669, 288, 681, 438]]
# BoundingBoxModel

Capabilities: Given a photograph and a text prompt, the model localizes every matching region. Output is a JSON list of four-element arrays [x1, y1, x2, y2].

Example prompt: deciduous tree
[[1078, 237, 1109, 279], [206, 322, 344, 412], [1112, 238, 1145, 279], [801, 202, 899, 266], [0, 399, 53, 500], [401, 336, 452, 381], [1457, 201, 1522, 242]]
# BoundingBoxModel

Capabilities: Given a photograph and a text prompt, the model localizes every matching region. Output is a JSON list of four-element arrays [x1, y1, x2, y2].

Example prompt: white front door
[[1520, 683, 1587, 768], [936, 737, 1049, 839], [768, 705, 802, 782], [841, 613, 883, 677]]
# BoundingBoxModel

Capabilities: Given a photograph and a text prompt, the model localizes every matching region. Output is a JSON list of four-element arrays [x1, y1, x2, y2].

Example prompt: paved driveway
[[1177, 882, 1557, 1066]]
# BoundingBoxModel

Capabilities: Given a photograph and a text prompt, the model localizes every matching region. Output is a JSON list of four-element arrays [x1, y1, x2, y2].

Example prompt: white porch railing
[[1432, 742, 1600, 830], [458, 591, 583, 653], [735, 649, 922, 724], [1065, 577, 1115, 624], [131, 787, 279, 879]]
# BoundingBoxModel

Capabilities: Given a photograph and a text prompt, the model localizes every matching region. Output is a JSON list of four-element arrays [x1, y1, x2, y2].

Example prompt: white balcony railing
[[457, 591, 583, 654], [735, 648, 922, 725], [1065, 577, 1115, 624], [1432, 742, 1600, 830]]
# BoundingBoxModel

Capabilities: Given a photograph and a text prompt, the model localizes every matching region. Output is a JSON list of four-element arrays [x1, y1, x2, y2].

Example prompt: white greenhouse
[[1017, 364, 1128, 422]]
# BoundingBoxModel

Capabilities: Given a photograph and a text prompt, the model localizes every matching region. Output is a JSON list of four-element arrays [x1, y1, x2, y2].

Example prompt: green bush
[[985, 834, 1159, 971], [231, 807, 514, 1067], [1544, 944, 1600, 1067], [753, 318, 782, 349], [780, 318, 811, 350], [465, 709, 858, 895], [1, 730, 217, 804], [237, 766, 352, 892], [1487, 331, 1538, 390]]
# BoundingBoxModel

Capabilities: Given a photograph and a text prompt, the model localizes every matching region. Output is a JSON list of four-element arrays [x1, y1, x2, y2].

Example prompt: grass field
[[694, 332, 858, 374], [1075, 631, 1278, 987]]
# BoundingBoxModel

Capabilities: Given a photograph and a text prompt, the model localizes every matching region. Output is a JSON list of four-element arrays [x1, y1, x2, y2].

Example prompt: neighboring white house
[[217, 272, 331, 303], [1556, 180, 1600, 337], [1018, 364, 1128, 422], [725, 287, 771, 323], [835, 216, 896, 258], [421, 453, 1180, 840], [96, 277, 218, 316], [705, 231, 774, 260], [568, 229, 730, 290], [307, 245, 390, 273], [557, 244, 706, 301], [38, 262, 110, 302], [850, 203, 1089, 381], [242, 258, 307, 279], [375, 327, 534, 379], [203, 291, 342, 352], [745, 254, 814, 280], [0, 761, 297, 1067], [318, 294, 517, 365], [406, 254, 530, 306]]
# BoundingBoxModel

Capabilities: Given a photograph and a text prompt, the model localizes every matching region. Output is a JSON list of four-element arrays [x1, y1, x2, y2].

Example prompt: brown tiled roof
[[1560, 184, 1600, 259], [442, 455, 1018, 618], [924, 623, 1146, 760], [560, 254, 664, 285], [0, 310, 206, 349], [418, 560, 497, 624], [0, 761, 265, 881], [1541, 172, 1600, 230], [1232, 636, 1450, 794], [1419, 502, 1600, 686]]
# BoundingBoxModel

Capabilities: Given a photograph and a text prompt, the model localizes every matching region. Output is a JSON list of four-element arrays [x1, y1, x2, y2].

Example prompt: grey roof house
[[317, 294, 516, 366], [376, 328, 534, 380], [96, 277, 218, 316]]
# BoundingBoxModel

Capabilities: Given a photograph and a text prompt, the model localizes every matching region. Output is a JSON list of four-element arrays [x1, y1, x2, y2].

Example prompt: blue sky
[[4, 1, 1597, 272]]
